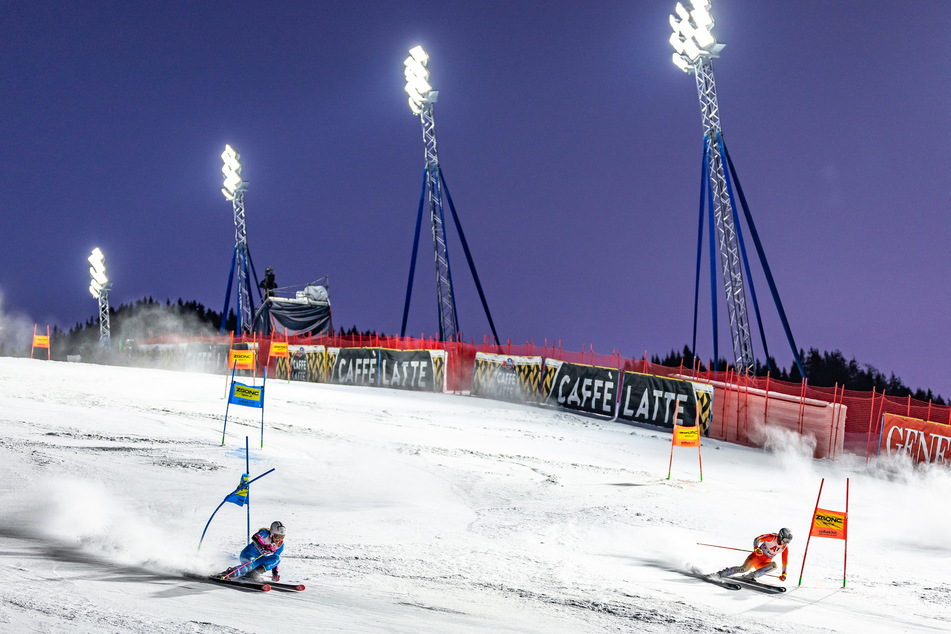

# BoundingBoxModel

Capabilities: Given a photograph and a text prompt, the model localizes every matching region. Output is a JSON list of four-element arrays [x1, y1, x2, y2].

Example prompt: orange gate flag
[[672, 424, 701, 447], [666, 401, 703, 482], [31, 325, 51, 360], [810, 508, 847, 540], [228, 349, 256, 370], [269, 341, 289, 359], [798, 477, 850, 588]]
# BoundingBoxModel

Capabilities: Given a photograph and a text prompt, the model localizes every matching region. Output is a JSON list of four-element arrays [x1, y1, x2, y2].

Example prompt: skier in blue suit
[[238, 520, 286, 581]]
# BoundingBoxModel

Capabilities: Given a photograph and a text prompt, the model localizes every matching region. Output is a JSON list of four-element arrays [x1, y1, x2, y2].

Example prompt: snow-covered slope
[[0, 357, 948, 633]]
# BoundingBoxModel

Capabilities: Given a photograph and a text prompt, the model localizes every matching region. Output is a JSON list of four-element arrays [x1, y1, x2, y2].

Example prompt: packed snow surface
[[0, 357, 948, 633]]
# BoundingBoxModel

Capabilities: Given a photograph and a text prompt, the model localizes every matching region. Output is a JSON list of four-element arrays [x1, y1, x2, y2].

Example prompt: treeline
[[47, 297, 234, 360], [651, 346, 945, 405], [45, 298, 375, 361]]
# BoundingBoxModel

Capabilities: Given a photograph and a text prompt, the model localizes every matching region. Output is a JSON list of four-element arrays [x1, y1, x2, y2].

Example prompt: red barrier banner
[[880, 413, 951, 465]]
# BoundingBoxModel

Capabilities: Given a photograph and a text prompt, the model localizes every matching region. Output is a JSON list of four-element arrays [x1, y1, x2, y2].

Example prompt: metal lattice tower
[[693, 59, 754, 370], [670, 0, 754, 372], [221, 144, 256, 335], [88, 247, 112, 345], [404, 46, 459, 341], [418, 105, 459, 341], [98, 291, 111, 344], [231, 190, 254, 334]]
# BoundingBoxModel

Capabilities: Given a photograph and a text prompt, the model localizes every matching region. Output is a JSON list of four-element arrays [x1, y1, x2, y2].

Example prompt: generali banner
[[880, 413, 951, 465], [543, 359, 620, 419]]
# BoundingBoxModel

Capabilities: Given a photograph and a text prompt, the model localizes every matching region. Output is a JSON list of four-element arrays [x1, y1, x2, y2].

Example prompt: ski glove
[[753, 548, 763, 555], [779, 573, 787, 581], [272, 571, 280, 581]]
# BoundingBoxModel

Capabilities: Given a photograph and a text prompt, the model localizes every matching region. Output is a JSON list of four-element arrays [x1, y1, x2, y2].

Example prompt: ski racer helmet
[[270, 521, 286, 539], [778, 527, 793, 544]]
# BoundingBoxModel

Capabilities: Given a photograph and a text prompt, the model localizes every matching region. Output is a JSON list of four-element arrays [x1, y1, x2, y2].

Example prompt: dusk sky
[[4, 1, 950, 396]]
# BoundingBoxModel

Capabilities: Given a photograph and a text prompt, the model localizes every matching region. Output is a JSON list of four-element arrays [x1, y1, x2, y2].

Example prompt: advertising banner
[[379, 349, 446, 392], [281, 345, 326, 382], [672, 424, 701, 447], [809, 508, 847, 540], [618, 372, 712, 433], [229, 382, 264, 408], [269, 341, 289, 359], [543, 359, 619, 419], [471, 353, 543, 403], [327, 347, 380, 386], [228, 349, 255, 370], [880, 413, 951, 465]]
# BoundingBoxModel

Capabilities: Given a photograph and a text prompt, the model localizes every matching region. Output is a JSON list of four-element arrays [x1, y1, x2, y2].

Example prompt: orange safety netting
[[140, 332, 951, 461]]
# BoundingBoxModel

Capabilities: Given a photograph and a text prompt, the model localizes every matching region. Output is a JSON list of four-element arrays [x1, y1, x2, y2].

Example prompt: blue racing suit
[[239, 528, 284, 576]]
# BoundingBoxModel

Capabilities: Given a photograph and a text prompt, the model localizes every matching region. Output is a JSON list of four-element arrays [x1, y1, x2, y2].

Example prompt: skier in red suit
[[718, 528, 792, 582]]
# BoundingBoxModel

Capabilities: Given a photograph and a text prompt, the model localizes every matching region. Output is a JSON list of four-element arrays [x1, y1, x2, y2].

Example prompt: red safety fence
[[135, 332, 951, 462]]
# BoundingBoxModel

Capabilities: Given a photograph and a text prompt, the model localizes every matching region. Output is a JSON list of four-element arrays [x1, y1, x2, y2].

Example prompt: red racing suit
[[746, 532, 788, 572], [718, 532, 789, 579]]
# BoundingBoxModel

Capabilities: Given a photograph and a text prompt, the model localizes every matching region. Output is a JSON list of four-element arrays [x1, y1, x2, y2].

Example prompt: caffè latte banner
[[543, 359, 621, 419], [617, 372, 713, 433], [326, 347, 446, 392], [471, 353, 543, 403]]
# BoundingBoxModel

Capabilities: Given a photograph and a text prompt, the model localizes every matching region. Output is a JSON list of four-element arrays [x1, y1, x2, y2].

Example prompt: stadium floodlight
[[88, 247, 108, 298], [404, 45, 438, 115], [669, 0, 725, 73], [399, 45, 501, 344], [666, 0, 804, 377], [221, 144, 246, 201], [88, 247, 112, 344], [218, 144, 259, 335]]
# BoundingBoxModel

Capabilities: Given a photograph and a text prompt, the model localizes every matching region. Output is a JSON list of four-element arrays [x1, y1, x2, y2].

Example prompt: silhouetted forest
[[18, 298, 944, 404], [650, 345, 945, 404]]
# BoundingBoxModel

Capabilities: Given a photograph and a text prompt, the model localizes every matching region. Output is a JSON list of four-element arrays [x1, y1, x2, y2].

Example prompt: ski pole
[[220, 550, 273, 580], [696, 543, 784, 579], [696, 543, 751, 553]]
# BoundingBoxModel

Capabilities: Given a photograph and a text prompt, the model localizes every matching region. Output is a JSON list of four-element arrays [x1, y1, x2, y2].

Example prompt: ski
[[689, 567, 741, 591], [208, 575, 271, 592], [730, 577, 786, 594], [267, 581, 306, 592]]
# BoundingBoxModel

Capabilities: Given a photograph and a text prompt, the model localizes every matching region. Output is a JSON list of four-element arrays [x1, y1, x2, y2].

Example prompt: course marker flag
[[268, 336, 291, 382], [666, 402, 703, 482], [199, 437, 276, 549], [798, 477, 850, 588], [222, 368, 268, 448], [31, 325, 51, 360], [229, 382, 264, 408]]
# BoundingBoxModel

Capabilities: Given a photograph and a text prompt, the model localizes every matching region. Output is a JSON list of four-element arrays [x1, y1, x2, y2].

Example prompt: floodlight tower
[[669, 0, 804, 376], [402, 45, 459, 342], [88, 247, 112, 344], [400, 46, 501, 345], [669, 0, 753, 371], [220, 144, 260, 335]]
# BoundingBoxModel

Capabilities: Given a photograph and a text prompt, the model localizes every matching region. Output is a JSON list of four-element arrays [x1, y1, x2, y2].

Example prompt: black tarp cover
[[254, 285, 332, 335]]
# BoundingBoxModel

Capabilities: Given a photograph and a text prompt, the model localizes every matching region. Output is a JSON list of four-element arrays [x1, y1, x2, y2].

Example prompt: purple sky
[[4, 1, 950, 396]]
